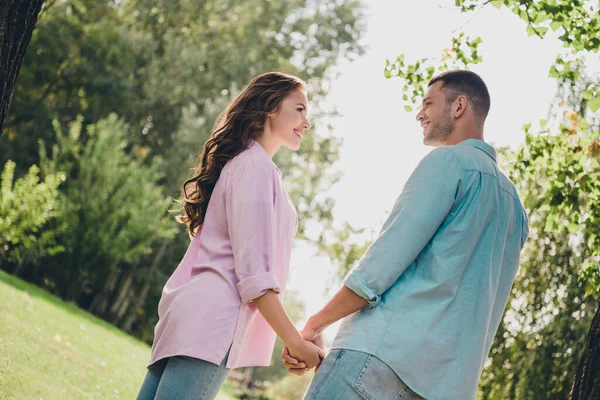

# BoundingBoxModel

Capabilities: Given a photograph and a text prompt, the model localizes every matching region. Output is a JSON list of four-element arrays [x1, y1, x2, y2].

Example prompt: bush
[[38, 114, 177, 312], [0, 160, 64, 271]]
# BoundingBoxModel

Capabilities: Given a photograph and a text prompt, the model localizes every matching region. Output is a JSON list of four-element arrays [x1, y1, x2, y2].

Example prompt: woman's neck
[[254, 133, 280, 158]]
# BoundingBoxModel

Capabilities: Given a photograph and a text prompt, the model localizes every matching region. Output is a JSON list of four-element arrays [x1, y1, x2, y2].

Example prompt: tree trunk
[[570, 301, 600, 400], [12, 258, 26, 276], [88, 267, 120, 316], [121, 241, 167, 333], [0, 0, 44, 135], [65, 277, 86, 304], [108, 269, 134, 324], [113, 296, 130, 324]]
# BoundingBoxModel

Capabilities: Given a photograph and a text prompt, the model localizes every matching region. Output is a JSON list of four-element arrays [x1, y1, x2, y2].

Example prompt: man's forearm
[[306, 285, 368, 333]]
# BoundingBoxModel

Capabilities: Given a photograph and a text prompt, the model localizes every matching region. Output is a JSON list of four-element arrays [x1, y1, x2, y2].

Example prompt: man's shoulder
[[440, 144, 481, 163], [438, 143, 498, 174], [419, 146, 464, 172], [441, 144, 523, 201]]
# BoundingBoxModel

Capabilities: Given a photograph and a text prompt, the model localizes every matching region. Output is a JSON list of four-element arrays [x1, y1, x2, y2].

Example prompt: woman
[[137, 72, 323, 400]]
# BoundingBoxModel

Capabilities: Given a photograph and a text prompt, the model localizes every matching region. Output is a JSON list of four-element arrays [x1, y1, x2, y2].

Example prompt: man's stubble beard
[[424, 103, 454, 146]]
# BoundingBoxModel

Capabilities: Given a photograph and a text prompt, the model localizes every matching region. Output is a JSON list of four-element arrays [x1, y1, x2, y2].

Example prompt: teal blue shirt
[[332, 139, 528, 400]]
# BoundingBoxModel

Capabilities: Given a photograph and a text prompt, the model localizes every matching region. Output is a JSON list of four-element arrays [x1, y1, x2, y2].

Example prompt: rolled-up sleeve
[[520, 205, 529, 249], [344, 148, 463, 307], [226, 160, 281, 303]]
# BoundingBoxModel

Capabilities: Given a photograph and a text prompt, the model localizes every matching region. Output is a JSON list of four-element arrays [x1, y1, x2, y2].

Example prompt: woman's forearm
[[253, 290, 303, 349]]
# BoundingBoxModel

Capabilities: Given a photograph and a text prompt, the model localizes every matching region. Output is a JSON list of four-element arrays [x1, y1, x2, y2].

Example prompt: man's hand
[[282, 324, 324, 375], [281, 285, 368, 375]]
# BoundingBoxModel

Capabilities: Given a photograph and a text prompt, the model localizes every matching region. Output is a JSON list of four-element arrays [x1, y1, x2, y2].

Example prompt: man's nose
[[416, 110, 424, 122]]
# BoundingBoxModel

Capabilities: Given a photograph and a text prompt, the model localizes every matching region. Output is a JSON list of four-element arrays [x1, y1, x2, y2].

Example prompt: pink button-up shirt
[[149, 140, 297, 369]]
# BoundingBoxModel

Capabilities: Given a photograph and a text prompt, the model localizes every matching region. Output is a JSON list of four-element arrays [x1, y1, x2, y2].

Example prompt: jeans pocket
[[353, 355, 424, 400], [310, 349, 343, 391]]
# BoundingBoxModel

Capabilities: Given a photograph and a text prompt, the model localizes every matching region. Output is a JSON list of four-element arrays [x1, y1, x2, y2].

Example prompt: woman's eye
[[297, 108, 304, 112]]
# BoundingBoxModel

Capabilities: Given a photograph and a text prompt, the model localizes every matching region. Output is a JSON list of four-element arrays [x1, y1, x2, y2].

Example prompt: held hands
[[282, 326, 325, 375], [286, 336, 324, 370], [281, 286, 363, 375]]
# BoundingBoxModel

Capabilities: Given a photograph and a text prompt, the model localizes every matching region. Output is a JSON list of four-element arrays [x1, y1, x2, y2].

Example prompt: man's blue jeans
[[303, 349, 424, 400]]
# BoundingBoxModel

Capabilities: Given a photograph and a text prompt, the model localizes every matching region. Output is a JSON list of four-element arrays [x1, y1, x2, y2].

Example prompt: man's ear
[[454, 96, 467, 118]]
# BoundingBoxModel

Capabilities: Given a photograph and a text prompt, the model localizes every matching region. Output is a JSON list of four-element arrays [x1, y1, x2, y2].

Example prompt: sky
[[284, 0, 567, 340]]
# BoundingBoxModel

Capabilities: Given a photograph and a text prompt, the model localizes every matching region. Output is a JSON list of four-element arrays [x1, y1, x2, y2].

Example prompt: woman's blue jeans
[[136, 351, 230, 400]]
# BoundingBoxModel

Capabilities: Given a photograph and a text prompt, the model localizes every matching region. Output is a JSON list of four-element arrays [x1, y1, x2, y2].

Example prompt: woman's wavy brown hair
[[178, 72, 305, 236]]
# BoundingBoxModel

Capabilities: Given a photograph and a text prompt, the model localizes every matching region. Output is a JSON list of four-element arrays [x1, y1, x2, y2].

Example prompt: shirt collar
[[456, 139, 497, 162], [248, 139, 282, 176]]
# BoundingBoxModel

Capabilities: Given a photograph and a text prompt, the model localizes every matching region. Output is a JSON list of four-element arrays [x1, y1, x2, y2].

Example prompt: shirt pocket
[[353, 354, 425, 400]]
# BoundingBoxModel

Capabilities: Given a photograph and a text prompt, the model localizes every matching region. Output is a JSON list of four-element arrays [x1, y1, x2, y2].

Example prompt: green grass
[[0, 270, 235, 400]]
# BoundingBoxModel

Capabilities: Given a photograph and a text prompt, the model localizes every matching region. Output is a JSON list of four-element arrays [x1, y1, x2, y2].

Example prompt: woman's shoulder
[[223, 144, 277, 181]]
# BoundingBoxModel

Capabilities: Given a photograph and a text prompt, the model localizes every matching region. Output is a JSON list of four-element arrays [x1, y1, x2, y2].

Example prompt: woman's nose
[[303, 118, 311, 130]]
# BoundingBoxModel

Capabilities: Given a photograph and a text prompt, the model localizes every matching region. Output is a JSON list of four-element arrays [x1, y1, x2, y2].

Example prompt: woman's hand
[[282, 326, 325, 374], [252, 291, 324, 371], [286, 337, 325, 370]]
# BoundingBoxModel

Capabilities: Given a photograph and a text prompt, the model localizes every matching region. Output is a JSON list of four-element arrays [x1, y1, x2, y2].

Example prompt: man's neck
[[443, 126, 485, 145]]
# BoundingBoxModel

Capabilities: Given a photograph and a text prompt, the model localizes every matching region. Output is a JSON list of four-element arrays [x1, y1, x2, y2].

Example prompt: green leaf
[[567, 223, 579, 234], [402, 94, 408, 101], [384, 69, 392, 79], [572, 39, 584, 51], [471, 37, 483, 46], [490, 0, 503, 8], [526, 25, 536, 37], [589, 99, 600, 113], [550, 20, 562, 31], [544, 214, 558, 232], [404, 105, 413, 112], [539, 119, 548, 128]]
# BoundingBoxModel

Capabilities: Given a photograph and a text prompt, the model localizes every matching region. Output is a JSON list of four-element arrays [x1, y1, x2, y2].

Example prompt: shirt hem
[[148, 350, 272, 370], [329, 343, 436, 400]]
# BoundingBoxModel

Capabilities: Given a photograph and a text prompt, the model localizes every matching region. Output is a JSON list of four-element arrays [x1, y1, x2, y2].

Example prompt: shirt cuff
[[344, 269, 381, 308], [236, 271, 281, 303]]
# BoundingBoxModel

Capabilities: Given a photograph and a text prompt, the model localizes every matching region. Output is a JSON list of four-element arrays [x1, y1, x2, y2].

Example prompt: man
[[283, 70, 529, 400]]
